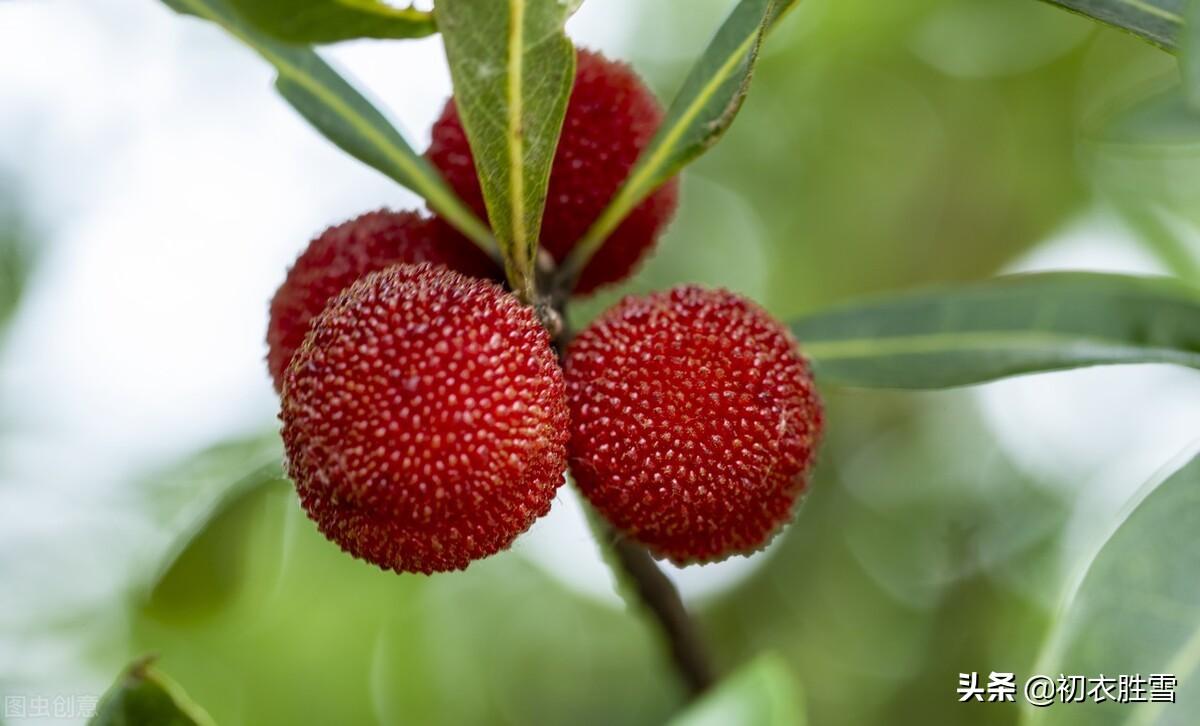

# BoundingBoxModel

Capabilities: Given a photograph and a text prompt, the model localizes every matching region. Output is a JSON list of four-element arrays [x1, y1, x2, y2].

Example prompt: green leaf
[[159, 0, 495, 257], [790, 272, 1200, 389], [1025, 447, 1200, 726], [91, 656, 215, 726], [1039, 0, 1184, 50], [667, 654, 805, 726], [226, 0, 435, 44], [144, 462, 291, 621], [557, 0, 794, 288], [434, 0, 575, 302]]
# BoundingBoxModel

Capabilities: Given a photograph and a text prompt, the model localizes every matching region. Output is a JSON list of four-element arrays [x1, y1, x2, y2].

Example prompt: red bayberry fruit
[[266, 209, 499, 391], [427, 49, 680, 295], [564, 285, 823, 564], [280, 263, 568, 574]]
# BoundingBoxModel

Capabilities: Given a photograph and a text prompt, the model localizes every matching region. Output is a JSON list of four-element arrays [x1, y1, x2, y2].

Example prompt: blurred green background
[[2, 0, 1198, 724]]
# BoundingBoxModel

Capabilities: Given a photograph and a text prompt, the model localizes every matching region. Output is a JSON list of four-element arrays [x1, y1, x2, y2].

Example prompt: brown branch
[[606, 527, 718, 696]]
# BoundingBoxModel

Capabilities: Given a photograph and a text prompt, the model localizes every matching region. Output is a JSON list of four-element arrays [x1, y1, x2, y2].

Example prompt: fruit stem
[[606, 527, 718, 696]]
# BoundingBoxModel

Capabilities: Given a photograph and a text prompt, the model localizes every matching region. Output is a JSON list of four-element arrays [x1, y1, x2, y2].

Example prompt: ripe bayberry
[[427, 48, 680, 295], [564, 285, 823, 564], [266, 209, 498, 391], [280, 263, 568, 574]]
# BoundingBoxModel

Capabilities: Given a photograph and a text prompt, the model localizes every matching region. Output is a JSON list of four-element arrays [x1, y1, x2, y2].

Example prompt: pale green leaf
[[558, 0, 794, 288], [1025, 447, 1200, 726], [90, 656, 215, 726], [668, 654, 805, 726], [1039, 0, 1184, 50], [159, 0, 495, 256], [434, 0, 575, 301], [790, 272, 1200, 389], [143, 462, 290, 621], [226, 0, 436, 44]]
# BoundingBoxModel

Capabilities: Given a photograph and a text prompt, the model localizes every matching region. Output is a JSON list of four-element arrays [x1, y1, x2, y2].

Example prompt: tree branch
[[605, 526, 718, 696]]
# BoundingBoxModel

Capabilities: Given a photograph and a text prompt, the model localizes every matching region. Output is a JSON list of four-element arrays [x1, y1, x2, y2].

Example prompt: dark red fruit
[[564, 285, 823, 564], [280, 263, 568, 574], [266, 210, 499, 391], [427, 48, 680, 294]]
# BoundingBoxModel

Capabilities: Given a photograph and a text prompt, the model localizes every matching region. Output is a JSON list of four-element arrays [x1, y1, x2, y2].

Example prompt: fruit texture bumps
[[564, 285, 823, 564], [427, 49, 680, 294], [280, 263, 568, 574], [266, 209, 498, 391]]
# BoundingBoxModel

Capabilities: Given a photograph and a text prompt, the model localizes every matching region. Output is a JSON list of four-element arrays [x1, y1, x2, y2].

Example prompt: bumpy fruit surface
[[280, 263, 568, 574], [564, 285, 823, 564], [266, 209, 498, 391], [427, 49, 679, 294]]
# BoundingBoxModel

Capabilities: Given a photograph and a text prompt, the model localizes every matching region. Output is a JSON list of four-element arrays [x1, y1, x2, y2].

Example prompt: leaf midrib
[[1118, 0, 1183, 22], [507, 0, 527, 255], [180, 0, 419, 185], [802, 329, 1200, 365], [564, 4, 768, 280], [623, 29, 760, 205]]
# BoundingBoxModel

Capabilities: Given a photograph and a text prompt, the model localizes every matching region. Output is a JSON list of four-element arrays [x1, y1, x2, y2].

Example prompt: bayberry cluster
[[268, 49, 823, 574]]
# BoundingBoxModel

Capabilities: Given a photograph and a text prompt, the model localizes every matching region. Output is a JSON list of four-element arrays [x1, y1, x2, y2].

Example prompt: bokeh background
[[2, 0, 1200, 724]]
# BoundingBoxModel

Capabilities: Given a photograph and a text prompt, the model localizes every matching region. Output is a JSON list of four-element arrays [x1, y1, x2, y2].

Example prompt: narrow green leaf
[[434, 0, 575, 302], [91, 656, 215, 726], [558, 0, 792, 288], [790, 272, 1200, 389], [159, 0, 495, 257], [668, 654, 805, 726], [226, 0, 436, 44], [1039, 0, 1184, 50], [1025, 447, 1200, 726]]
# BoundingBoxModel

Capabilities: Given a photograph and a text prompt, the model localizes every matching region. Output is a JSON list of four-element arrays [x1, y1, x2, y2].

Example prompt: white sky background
[[4, 0, 1200, 714]]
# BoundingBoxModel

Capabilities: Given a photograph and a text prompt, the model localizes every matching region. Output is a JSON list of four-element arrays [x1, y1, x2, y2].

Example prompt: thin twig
[[606, 527, 718, 696]]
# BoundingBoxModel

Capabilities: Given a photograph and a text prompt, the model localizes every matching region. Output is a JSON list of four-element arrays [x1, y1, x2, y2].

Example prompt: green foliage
[[560, 0, 787, 285], [226, 0, 435, 44], [790, 272, 1200, 389], [435, 0, 575, 300], [1041, 0, 1185, 50], [131, 497, 681, 725], [143, 463, 291, 623], [157, 0, 494, 256], [1027, 449, 1200, 725], [668, 654, 805, 726], [91, 657, 214, 726]]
